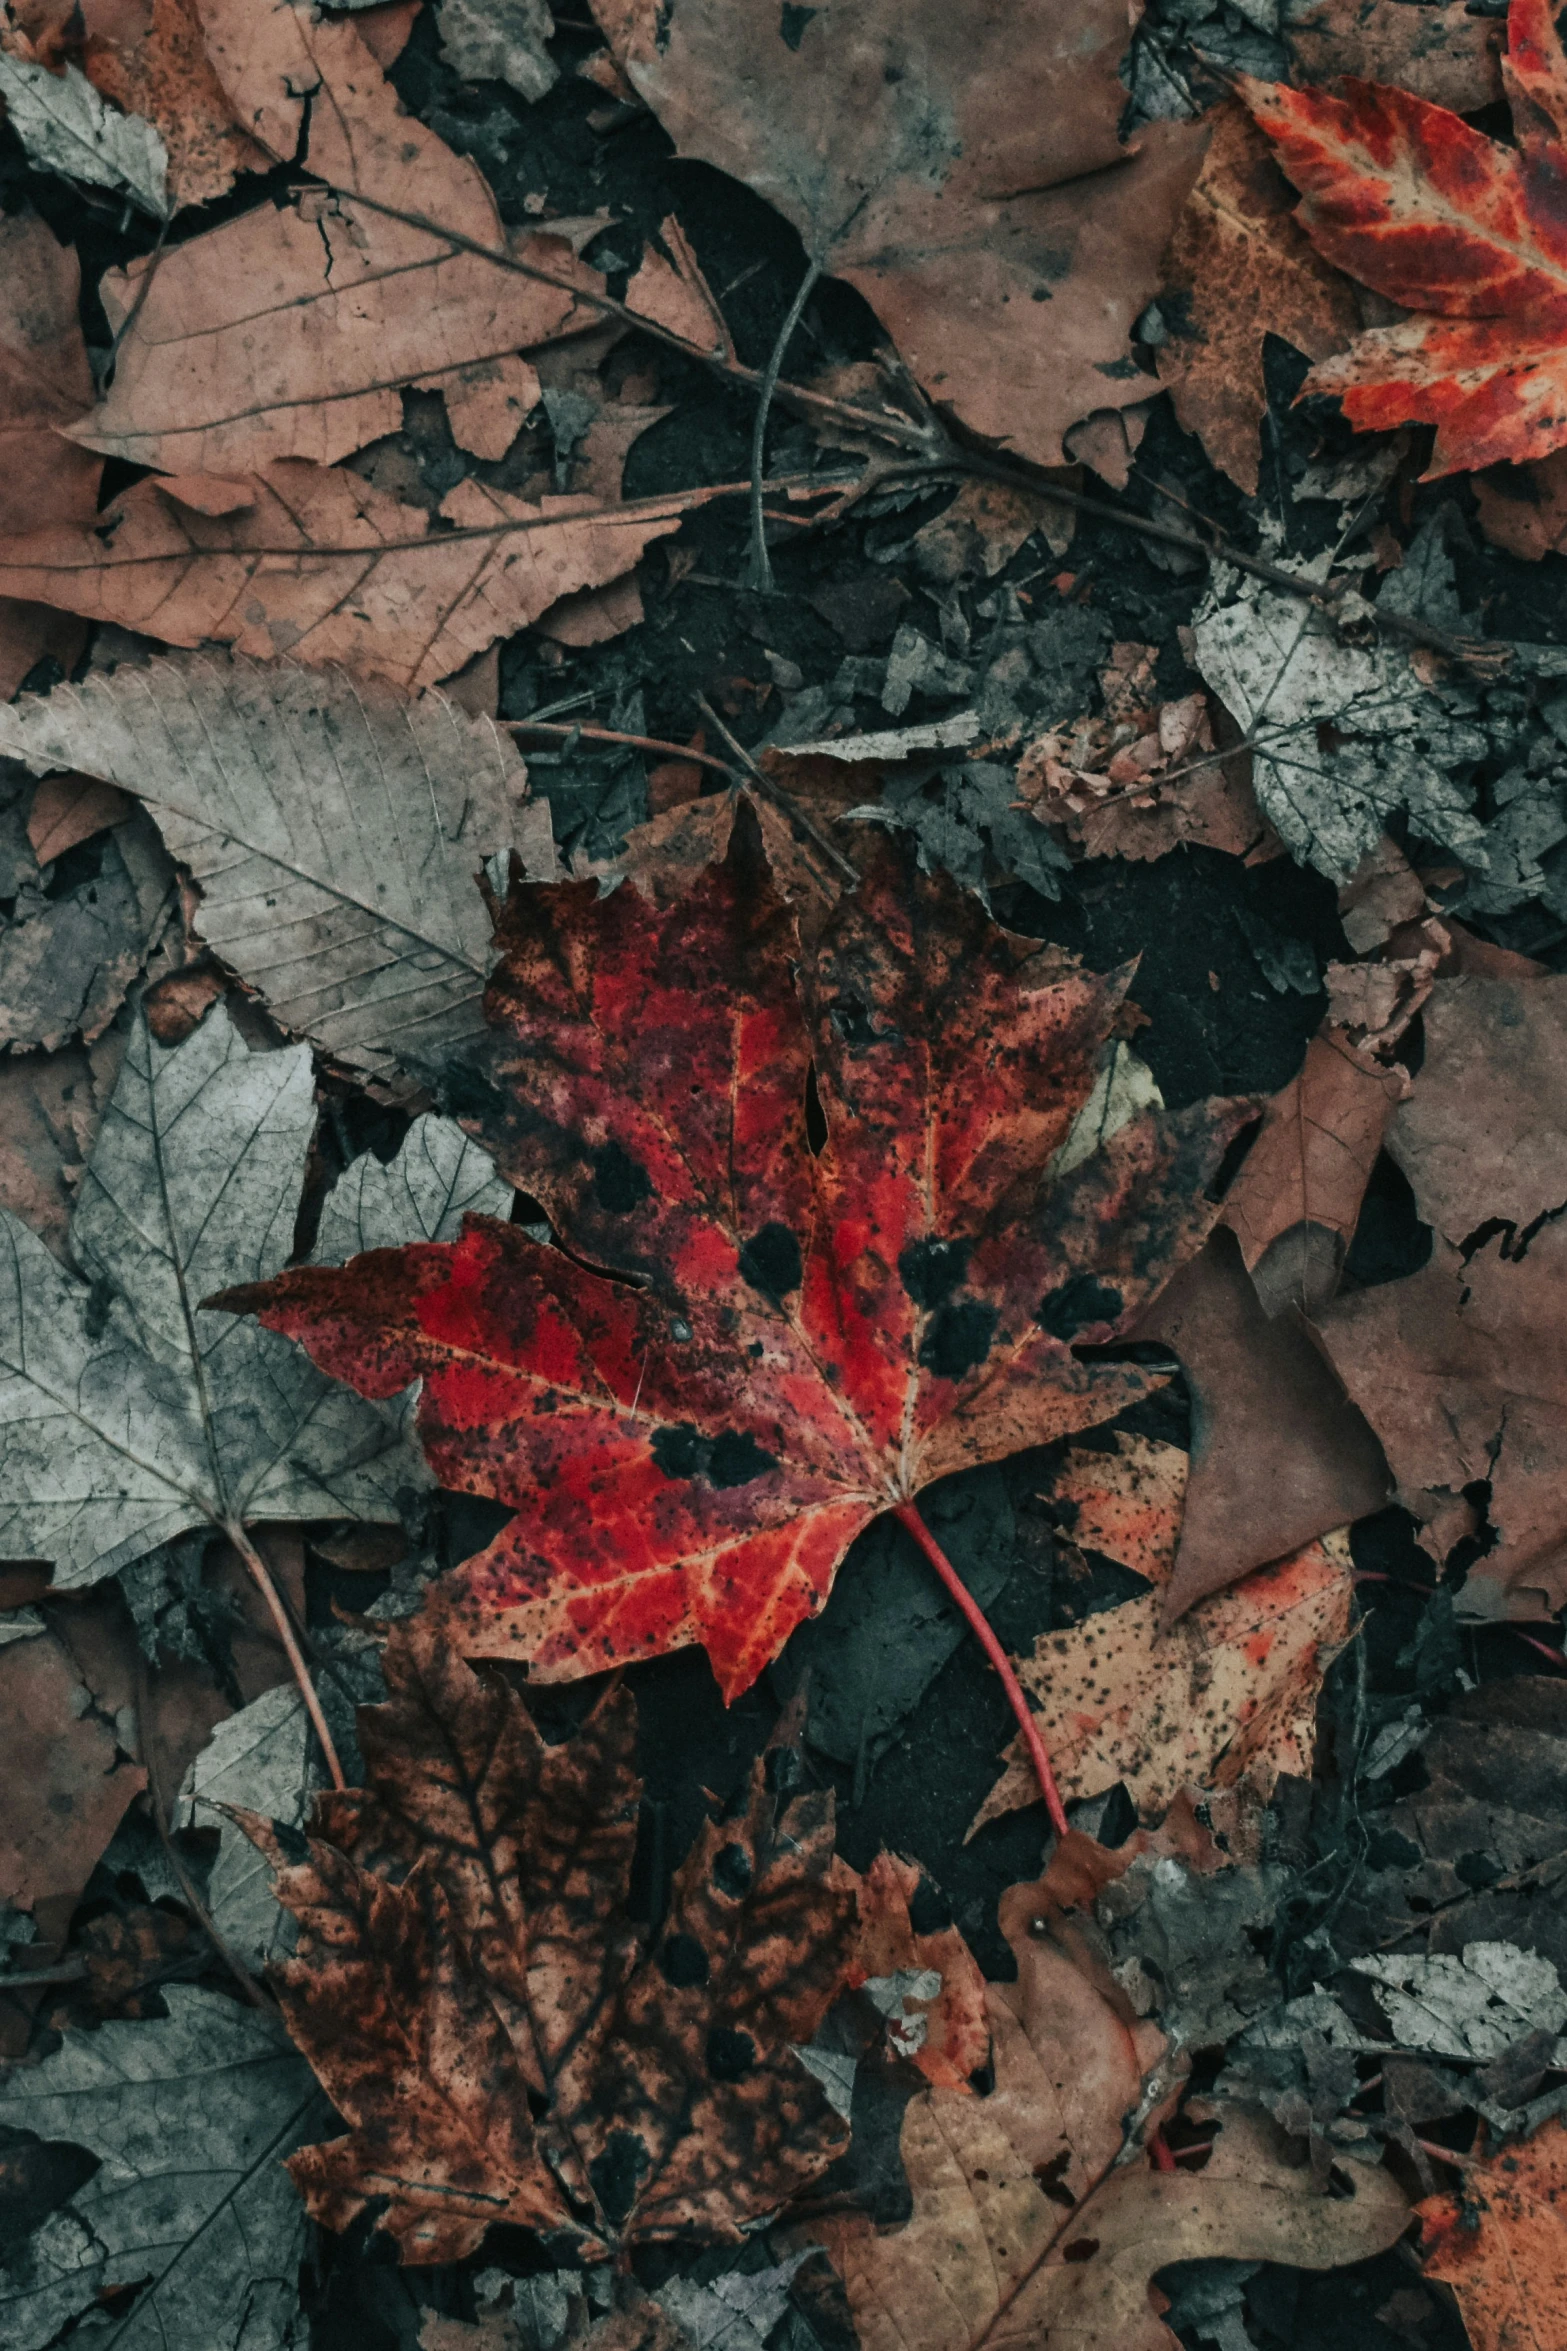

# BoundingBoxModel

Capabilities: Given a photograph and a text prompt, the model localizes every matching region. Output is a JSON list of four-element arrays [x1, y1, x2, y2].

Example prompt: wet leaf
[[226, 832, 1246, 1698], [245, 1615, 857, 2262]]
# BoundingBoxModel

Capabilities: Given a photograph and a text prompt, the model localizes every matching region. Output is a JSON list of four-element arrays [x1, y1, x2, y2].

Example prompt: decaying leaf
[[0, 206, 101, 699], [1242, 0, 1567, 474], [849, 1851, 990, 2092], [437, 0, 557, 100], [1319, 973, 1567, 1609], [175, 1682, 317, 1968], [246, 1616, 856, 2263], [808, 1874, 1408, 2351], [1155, 102, 1360, 495], [0, 1622, 145, 1938], [229, 831, 1246, 1698], [74, 0, 597, 473], [587, 0, 1206, 471], [0, 19, 169, 215], [0, 462, 690, 692], [1133, 1227, 1390, 1622], [314, 1115, 513, 1263], [0, 1985, 317, 2351], [0, 807, 171, 1054], [0, 1001, 418, 1592], [1351, 1940, 1567, 2062], [1285, 0, 1503, 113], [0, 1036, 116, 1261], [0, 653, 553, 1085], [973, 1433, 1353, 1831], [1419, 2116, 1567, 2351]]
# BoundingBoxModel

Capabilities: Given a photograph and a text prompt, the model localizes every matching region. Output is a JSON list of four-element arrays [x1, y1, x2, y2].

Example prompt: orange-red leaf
[[1239, 0, 1567, 472], [225, 831, 1245, 1697]]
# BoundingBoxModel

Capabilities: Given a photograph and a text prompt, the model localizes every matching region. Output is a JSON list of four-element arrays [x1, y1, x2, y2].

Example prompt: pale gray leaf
[[0, 1604, 44, 1645], [0, 1986, 314, 2351], [0, 1002, 421, 1590], [0, 49, 169, 216], [0, 653, 555, 1087], [438, 0, 558, 100], [1191, 571, 1489, 881], [656, 2253, 815, 2351], [175, 1684, 315, 1967], [313, 1112, 512, 1263], [1350, 1941, 1567, 2062]]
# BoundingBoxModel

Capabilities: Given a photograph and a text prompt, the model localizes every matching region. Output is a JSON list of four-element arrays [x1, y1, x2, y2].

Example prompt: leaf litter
[[1, 1, 1567, 2348]]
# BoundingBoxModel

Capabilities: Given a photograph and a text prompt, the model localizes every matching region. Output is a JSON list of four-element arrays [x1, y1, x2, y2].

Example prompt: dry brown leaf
[[1133, 1226, 1390, 1622], [973, 1431, 1353, 1831], [1337, 834, 1429, 953], [0, 1624, 146, 1946], [1286, 0, 1503, 113], [68, 0, 596, 475], [246, 1615, 856, 2264], [0, 206, 100, 700], [0, 1039, 113, 1260], [1418, 2116, 1567, 2351], [1324, 939, 1442, 1060], [809, 1879, 1407, 2351], [26, 772, 134, 864], [627, 216, 732, 359], [1383, 973, 1567, 1246], [910, 476, 1077, 583], [1221, 1025, 1410, 1317], [1156, 102, 1361, 495], [588, 0, 1206, 472], [1016, 677, 1275, 864], [1474, 451, 1567, 560], [848, 1851, 989, 2092], [0, 462, 689, 691]]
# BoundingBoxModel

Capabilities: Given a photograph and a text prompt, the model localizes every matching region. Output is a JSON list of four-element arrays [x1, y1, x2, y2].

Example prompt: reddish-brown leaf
[[226, 830, 1246, 1697], [1418, 2117, 1567, 2350], [246, 1616, 856, 2264], [1240, 0, 1567, 472]]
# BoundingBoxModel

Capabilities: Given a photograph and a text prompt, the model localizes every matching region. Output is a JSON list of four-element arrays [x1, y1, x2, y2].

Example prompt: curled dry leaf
[[588, 0, 1206, 471], [1015, 673, 1274, 865], [1418, 2115, 1567, 2351], [848, 1851, 989, 2092], [0, 463, 689, 693], [72, 0, 599, 474], [226, 829, 1247, 1698], [0, 651, 553, 1086], [973, 1433, 1354, 1832], [244, 1614, 857, 2263], [1154, 102, 1361, 496], [1241, 0, 1567, 474], [0, 206, 100, 699], [808, 1877, 1408, 2351]]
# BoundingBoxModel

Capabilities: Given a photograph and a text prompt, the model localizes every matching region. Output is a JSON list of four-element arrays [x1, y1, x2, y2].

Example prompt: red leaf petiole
[[893, 1499, 1069, 1839]]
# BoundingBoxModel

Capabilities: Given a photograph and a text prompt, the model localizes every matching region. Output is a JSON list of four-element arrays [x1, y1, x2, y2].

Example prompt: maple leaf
[[243, 1617, 857, 2264], [807, 1871, 1409, 2351], [226, 830, 1245, 1707], [1239, 0, 1567, 473], [1418, 2115, 1567, 2351]]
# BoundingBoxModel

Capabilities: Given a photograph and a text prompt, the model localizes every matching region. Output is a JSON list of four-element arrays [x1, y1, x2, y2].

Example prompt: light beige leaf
[[0, 652, 554, 1085], [0, 462, 688, 692]]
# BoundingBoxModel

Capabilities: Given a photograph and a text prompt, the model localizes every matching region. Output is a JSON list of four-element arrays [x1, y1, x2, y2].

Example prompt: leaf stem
[[224, 1520, 346, 1791], [892, 1499, 1069, 1839], [748, 253, 825, 592]]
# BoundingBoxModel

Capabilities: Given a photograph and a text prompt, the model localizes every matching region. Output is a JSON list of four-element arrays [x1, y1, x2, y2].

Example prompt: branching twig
[[748, 254, 825, 592], [695, 694, 860, 886], [508, 718, 743, 782]]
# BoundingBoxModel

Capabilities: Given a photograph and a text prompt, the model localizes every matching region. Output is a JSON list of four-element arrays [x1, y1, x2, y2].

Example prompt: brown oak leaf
[[244, 1616, 857, 2264]]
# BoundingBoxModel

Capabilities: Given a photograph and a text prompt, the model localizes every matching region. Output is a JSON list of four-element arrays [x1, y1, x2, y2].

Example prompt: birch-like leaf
[[0, 45, 169, 217], [314, 1114, 513, 1264], [0, 653, 554, 1087], [0, 1986, 315, 2351], [0, 1000, 420, 1592], [175, 1684, 316, 1968]]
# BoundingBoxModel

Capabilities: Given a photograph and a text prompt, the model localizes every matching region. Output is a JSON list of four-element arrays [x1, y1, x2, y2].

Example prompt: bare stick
[[508, 719, 743, 781], [748, 255, 825, 592], [695, 694, 861, 886], [225, 1520, 346, 1791], [893, 1499, 1069, 1838]]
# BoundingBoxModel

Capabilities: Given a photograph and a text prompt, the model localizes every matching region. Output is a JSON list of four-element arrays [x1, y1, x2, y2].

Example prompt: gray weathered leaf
[[655, 2253, 815, 2351], [0, 46, 169, 216], [0, 1001, 420, 1590], [1191, 566, 1490, 881], [0, 653, 555, 1087], [313, 1112, 512, 1263], [438, 0, 558, 99], [0, 1986, 314, 2351], [175, 1684, 315, 1968], [1349, 1941, 1567, 2063], [0, 812, 171, 1053]]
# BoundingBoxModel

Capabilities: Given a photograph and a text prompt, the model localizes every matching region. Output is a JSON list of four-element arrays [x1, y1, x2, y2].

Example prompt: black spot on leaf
[[712, 1843, 753, 1898], [739, 1221, 803, 1301], [918, 1298, 999, 1379], [899, 1237, 971, 1308], [588, 2131, 649, 2226], [652, 1423, 779, 1489], [1038, 1273, 1123, 1341], [706, 2027, 757, 2081], [779, 2, 818, 47], [592, 1140, 653, 1215], [908, 1873, 952, 1936], [658, 1932, 710, 1989]]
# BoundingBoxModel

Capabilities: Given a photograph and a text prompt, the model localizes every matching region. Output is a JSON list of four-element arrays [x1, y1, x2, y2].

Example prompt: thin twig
[[508, 718, 742, 781], [224, 1519, 345, 1791], [893, 1499, 1070, 1838], [695, 694, 861, 886], [134, 1661, 271, 2010], [749, 254, 825, 592]]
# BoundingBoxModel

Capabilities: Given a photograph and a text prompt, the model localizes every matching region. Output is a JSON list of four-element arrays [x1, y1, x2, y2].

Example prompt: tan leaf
[[1221, 1025, 1410, 1317], [1286, 0, 1502, 113], [0, 206, 101, 698], [0, 1037, 115, 1261], [1156, 102, 1362, 495], [627, 216, 732, 359], [0, 1625, 146, 1939], [588, 0, 1206, 472], [70, 1, 599, 474], [26, 772, 133, 864], [0, 461, 689, 692], [810, 1884, 1406, 2351]]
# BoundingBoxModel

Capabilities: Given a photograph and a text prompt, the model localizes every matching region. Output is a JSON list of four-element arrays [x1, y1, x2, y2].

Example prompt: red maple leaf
[[224, 828, 1241, 1815], [1239, 0, 1567, 473]]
